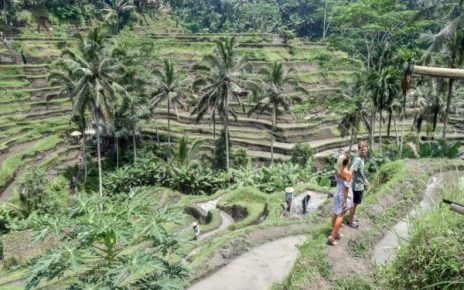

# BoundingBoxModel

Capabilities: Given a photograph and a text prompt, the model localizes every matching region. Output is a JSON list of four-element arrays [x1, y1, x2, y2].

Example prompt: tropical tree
[[395, 48, 414, 157], [365, 66, 400, 150], [338, 100, 371, 152], [48, 58, 91, 185], [167, 134, 204, 166], [248, 61, 304, 163], [101, 0, 135, 31], [416, 1, 464, 138], [152, 59, 189, 146], [192, 37, 250, 171], [55, 28, 127, 197]]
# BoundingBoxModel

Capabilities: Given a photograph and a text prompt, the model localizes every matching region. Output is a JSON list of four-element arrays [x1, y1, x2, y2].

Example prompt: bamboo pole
[[413, 65, 464, 79]]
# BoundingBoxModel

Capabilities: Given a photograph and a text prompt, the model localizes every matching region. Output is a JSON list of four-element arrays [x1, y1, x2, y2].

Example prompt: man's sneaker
[[347, 221, 359, 228]]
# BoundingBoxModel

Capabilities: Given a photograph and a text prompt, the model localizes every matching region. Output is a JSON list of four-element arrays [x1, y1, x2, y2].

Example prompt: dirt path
[[200, 211, 234, 241], [323, 168, 463, 285], [188, 235, 305, 290], [196, 197, 235, 240], [373, 171, 460, 265]]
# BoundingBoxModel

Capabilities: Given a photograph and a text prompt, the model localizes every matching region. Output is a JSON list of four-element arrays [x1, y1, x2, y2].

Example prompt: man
[[192, 222, 200, 240], [284, 187, 294, 212], [301, 191, 311, 214], [347, 141, 369, 228], [69, 176, 77, 195]]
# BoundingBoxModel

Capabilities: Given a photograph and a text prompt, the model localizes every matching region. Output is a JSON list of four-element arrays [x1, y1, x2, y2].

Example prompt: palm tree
[[248, 61, 304, 163], [415, 2, 464, 138], [56, 28, 126, 197], [152, 60, 189, 146], [192, 37, 250, 171], [365, 66, 400, 151], [168, 134, 204, 166], [395, 48, 414, 157], [48, 59, 91, 184], [101, 0, 135, 31]]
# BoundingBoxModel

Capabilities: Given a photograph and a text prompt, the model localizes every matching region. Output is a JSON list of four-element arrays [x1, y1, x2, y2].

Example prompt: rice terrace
[[0, 1, 463, 289]]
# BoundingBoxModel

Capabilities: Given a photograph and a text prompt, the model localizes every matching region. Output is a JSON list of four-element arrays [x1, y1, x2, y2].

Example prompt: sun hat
[[285, 187, 295, 193], [192, 222, 198, 227]]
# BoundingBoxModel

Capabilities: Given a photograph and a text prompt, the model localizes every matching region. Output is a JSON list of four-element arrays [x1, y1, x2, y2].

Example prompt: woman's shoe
[[328, 236, 338, 246]]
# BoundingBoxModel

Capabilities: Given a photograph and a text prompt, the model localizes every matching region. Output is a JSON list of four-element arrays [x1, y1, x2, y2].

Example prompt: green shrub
[[18, 168, 53, 218], [232, 149, 251, 168], [3, 256, 20, 271], [290, 142, 312, 166]]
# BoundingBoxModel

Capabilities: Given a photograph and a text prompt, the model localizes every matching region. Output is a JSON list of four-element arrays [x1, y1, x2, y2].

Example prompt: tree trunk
[[96, 115, 103, 198], [82, 117, 88, 187], [432, 110, 439, 132], [370, 108, 375, 147], [271, 106, 276, 164], [393, 113, 399, 146], [349, 127, 354, 153], [387, 108, 392, 138], [153, 110, 160, 145], [399, 91, 406, 158], [378, 111, 382, 152], [133, 125, 137, 163], [213, 109, 216, 155], [224, 89, 230, 171], [115, 135, 119, 169], [443, 79, 454, 139], [167, 96, 171, 145]]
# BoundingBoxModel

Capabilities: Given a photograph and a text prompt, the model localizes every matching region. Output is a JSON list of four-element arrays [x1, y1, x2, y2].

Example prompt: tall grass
[[377, 183, 464, 289]]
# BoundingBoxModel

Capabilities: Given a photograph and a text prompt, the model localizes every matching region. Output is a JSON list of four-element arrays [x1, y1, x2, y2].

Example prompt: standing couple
[[328, 141, 369, 246]]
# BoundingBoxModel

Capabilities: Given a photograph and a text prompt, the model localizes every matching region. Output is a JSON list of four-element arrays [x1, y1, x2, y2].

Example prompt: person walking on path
[[301, 191, 311, 214], [328, 153, 353, 246], [284, 187, 294, 212], [69, 176, 77, 195], [192, 222, 200, 240], [347, 141, 369, 228]]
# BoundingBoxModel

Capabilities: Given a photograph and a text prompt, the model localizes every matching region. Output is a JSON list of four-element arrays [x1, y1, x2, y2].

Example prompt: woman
[[328, 153, 353, 246]]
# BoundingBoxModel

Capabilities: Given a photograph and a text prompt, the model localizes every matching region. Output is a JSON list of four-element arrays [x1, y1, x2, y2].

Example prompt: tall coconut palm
[[365, 66, 400, 151], [248, 61, 305, 163], [101, 0, 135, 31], [58, 28, 126, 197], [395, 48, 414, 157], [416, 2, 464, 138], [152, 59, 189, 146], [192, 37, 250, 171]]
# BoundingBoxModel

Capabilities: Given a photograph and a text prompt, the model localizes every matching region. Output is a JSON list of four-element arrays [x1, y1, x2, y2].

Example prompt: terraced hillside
[[1, 23, 463, 203]]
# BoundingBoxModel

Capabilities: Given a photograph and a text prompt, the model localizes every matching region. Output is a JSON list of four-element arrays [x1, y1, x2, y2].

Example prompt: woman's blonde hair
[[336, 153, 350, 176]]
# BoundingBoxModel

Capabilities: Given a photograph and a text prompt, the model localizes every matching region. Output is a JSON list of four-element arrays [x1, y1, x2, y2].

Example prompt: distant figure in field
[[192, 222, 200, 240], [69, 176, 77, 195], [328, 153, 353, 246], [347, 141, 369, 228], [284, 187, 294, 212], [301, 191, 311, 214]]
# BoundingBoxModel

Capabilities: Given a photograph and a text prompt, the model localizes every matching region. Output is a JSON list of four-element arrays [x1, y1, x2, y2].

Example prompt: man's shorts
[[353, 190, 363, 205]]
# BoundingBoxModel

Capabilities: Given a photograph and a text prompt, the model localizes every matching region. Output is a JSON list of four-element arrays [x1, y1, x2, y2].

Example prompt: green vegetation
[[0, 136, 62, 189], [0, 1, 463, 289], [377, 184, 464, 289]]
